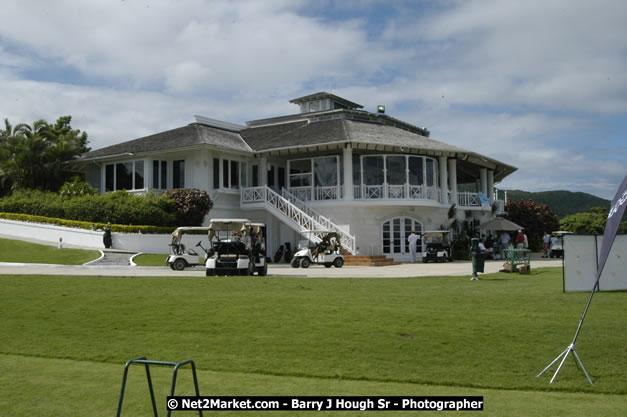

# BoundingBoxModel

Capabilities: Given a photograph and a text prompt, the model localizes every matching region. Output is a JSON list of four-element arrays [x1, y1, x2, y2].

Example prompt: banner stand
[[538, 175, 627, 384]]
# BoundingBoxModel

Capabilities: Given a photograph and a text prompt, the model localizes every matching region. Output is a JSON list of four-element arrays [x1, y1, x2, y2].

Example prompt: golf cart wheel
[[324, 263, 332, 268], [448, 257, 454, 262], [173, 258, 187, 271], [290, 258, 300, 268], [258, 262, 268, 276], [169, 264, 175, 270], [333, 257, 344, 268], [239, 268, 249, 276], [205, 269, 214, 277], [248, 261, 255, 276], [300, 257, 311, 268]]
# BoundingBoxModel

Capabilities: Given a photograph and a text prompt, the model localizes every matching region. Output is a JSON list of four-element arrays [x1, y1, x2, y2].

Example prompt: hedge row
[[0, 189, 176, 226], [0, 212, 175, 234]]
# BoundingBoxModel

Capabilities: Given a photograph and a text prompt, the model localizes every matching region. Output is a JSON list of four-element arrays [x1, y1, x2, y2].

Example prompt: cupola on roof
[[289, 91, 364, 113]]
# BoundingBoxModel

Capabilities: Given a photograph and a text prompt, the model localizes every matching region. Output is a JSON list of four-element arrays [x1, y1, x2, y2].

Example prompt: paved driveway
[[0, 255, 562, 278]]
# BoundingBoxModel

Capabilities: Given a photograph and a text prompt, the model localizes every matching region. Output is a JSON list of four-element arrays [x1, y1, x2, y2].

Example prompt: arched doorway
[[382, 217, 423, 259]]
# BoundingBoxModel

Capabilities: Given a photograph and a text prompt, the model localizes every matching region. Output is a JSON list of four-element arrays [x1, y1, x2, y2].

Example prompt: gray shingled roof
[[76, 123, 251, 161], [76, 108, 516, 181]]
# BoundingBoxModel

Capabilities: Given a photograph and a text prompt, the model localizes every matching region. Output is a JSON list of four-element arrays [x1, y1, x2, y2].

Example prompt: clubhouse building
[[74, 92, 516, 261]]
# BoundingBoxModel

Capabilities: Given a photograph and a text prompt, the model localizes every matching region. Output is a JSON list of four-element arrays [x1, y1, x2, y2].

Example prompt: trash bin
[[470, 238, 485, 280]]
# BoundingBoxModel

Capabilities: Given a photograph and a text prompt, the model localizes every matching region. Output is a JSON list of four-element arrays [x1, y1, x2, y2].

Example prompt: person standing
[[407, 230, 420, 263], [543, 232, 551, 258], [500, 231, 511, 249], [516, 230, 525, 249]]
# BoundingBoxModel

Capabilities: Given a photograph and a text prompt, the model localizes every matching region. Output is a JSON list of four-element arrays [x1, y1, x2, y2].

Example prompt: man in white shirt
[[407, 230, 420, 263]]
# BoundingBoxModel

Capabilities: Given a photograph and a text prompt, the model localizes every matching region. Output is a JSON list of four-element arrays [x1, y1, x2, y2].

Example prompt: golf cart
[[166, 227, 210, 270], [422, 231, 453, 263], [549, 231, 572, 258], [205, 219, 268, 276], [291, 230, 344, 268]]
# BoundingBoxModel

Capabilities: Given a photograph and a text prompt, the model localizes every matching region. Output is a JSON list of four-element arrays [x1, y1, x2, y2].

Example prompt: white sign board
[[564, 234, 627, 292]]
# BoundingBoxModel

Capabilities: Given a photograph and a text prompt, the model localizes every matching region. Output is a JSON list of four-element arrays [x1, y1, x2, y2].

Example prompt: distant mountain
[[502, 190, 610, 218]]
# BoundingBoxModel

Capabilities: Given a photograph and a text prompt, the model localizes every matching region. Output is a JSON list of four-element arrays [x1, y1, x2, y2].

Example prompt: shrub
[[0, 212, 175, 234], [59, 178, 97, 197], [0, 189, 177, 227], [163, 189, 213, 226]]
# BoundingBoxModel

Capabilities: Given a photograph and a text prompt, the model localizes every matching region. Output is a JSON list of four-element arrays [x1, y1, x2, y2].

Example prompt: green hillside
[[502, 189, 609, 218]]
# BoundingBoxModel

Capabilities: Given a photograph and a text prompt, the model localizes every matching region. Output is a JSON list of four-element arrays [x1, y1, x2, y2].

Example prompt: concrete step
[[343, 255, 401, 267]]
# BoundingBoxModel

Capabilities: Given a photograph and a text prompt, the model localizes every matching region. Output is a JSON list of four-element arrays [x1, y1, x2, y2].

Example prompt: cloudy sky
[[1, 0, 625, 199]]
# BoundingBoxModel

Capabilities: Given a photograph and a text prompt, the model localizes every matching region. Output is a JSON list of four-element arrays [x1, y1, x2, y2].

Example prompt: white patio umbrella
[[479, 217, 523, 231]]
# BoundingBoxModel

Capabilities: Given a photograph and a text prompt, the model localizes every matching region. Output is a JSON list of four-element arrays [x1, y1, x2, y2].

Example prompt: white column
[[448, 158, 457, 206], [100, 164, 106, 194], [487, 169, 495, 204], [439, 156, 449, 204], [145, 158, 154, 190], [480, 167, 488, 195], [207, 152, 214, 189], [259, 157, 268, 186], [343, 146, 354, 201]]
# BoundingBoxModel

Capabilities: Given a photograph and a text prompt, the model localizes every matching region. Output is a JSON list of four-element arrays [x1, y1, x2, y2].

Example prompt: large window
[[213, 158, 220, 189], [386, 156, 406, 185], [173, 160, 185, 189], [216, 158, 245, 189], [362, 155, 384, 185], [289, 159, 312, 187], [289, 157, 339, 188], [357, 154, 437, 188], [153, 160, 167, 190], [314, 156, 338, 187], [105, 160, 145, 191], [408, 156, 424, 185]]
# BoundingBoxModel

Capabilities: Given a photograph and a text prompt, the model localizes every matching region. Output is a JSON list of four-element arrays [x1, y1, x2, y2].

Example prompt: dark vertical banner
[[597, 175, 627, 281]]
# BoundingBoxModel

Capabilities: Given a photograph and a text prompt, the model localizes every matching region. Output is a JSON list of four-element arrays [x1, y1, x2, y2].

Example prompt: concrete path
[[0, 254, 562, 278]]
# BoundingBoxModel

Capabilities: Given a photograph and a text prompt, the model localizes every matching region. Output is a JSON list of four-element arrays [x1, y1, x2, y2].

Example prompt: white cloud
[[0, 0, 625, 199]]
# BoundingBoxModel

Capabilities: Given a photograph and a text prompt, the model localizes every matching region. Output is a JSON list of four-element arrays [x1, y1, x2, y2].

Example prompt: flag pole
[[537, 176, 627, 384]]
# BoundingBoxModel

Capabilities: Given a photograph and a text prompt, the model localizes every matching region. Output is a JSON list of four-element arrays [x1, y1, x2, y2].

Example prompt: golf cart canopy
[[171, 226, 210, 245], [207, 219, 251, 241]]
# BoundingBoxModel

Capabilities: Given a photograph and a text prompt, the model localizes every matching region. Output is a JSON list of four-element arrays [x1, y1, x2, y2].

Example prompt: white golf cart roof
[[171, 226, 210, 243], [208, 219, 251, 230]]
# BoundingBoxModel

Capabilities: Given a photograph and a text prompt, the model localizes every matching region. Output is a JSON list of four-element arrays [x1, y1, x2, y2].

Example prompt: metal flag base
[[537, 343, 593, 384]]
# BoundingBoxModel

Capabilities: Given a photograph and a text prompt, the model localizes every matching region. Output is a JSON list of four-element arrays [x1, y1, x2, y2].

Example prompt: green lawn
[[0, 268, 625, 416], [132, 252, 169, 266], [0, 237, 100, 265]]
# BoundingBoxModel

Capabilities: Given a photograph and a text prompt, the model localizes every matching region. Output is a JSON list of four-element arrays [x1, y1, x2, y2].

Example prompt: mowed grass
[[132, 252, 169, 266], [0, 268, 625, 416], [0, 237, 100, 265]]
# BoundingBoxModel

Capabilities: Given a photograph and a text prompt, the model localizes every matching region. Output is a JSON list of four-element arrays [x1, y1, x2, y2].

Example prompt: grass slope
[[0, 269, 625, 416], [0, 237, 100, 265]]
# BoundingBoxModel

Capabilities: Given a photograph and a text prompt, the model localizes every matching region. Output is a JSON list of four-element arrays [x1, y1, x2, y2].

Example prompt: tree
[[560, 207, 627, 235], [0, 116, 90, 192], [505, 199, 560, 251]]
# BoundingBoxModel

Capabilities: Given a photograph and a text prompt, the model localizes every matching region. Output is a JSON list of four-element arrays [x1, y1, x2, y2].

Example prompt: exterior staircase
[[240, 186, 357, 255]]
